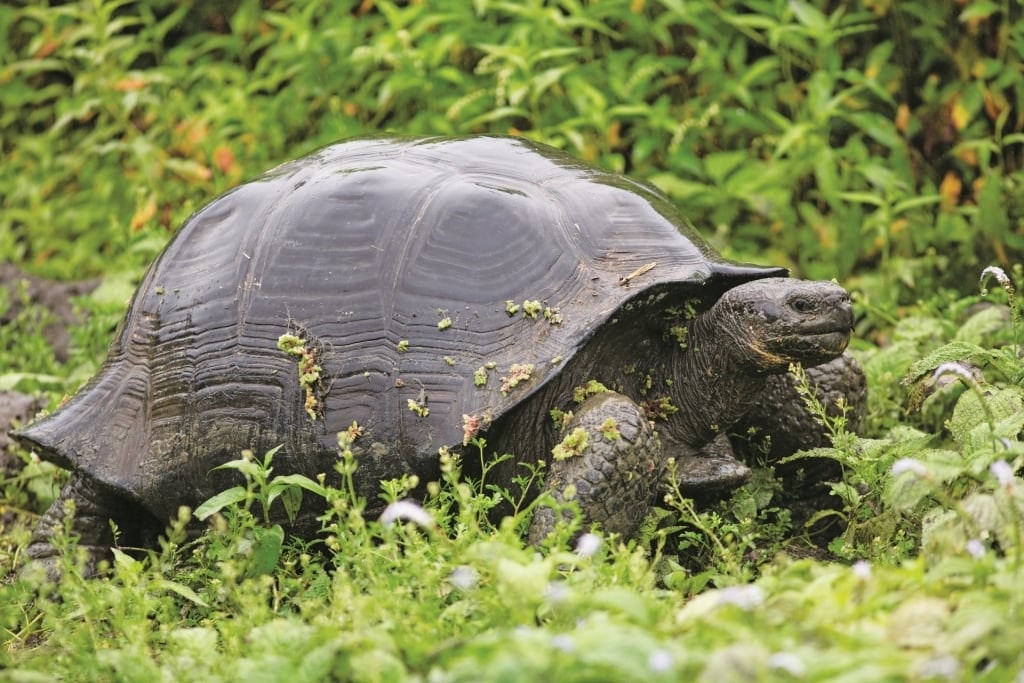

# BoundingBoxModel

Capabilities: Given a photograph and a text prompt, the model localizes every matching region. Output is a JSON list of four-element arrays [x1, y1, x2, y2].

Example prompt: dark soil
[[0, 263, 99, 362]]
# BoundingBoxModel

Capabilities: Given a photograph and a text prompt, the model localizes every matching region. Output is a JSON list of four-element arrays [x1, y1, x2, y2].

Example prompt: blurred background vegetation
[[2, 0, 1021, 319]]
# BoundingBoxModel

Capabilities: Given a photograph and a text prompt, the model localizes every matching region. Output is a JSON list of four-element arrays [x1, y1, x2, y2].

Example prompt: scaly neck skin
[[664, 308, 771, 449]]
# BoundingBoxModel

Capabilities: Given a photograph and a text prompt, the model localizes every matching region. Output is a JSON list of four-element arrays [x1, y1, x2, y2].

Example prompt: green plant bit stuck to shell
[[599, 417, 621, 441], [443, 356, 455, 366], [407, 398, 429, 417], [473, 366, 488, 387], [552, 426, 589, 460], [437, 312, 452, 330], [573, 380, 608, 404], [396, 340, 409, 353], [643, 396, 679, 421], [500, 363, 534, 395], [277, 332, 323, 419], [544, 307, 562, 324], [522, 299, 543, 319], [550, 407, 572, 430], [505, 300, 520, 316], [668, 325, 688, 349]]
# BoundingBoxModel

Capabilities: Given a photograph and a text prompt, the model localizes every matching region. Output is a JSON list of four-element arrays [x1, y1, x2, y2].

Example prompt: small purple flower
[[852, 560, 872, 581], [716, 584, 765, 610], [648, 649, 673, 673], [768, 652, 806, 677], [545, 581, 570, 604], [448, 565, 478, 590], [551, 634, 574, 653], [919, 654, 960, 680], [575, 532, 602, 557], [990, 460, 1015, 487], [966, 539, 985, 559], [379, 499, 435, 528], [891, 458, 928, 477]]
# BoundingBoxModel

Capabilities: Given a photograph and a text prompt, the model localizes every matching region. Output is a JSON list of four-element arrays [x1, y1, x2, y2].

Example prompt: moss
[[407, 398, 429, 417], [550, 407, 572, 430], [599, 417, 621, 441], [522, 299, 543, 319], [277, 331, 323, 419], [669, 325, 689, 349], [552, 427, 589, 460], [397, 340, 409, 353], [474, 366, 488, 387], [500, 363, 535, 395], [505, 300, 520, 316], [573, 380, 608, 404], [643, 396, 679, 421]]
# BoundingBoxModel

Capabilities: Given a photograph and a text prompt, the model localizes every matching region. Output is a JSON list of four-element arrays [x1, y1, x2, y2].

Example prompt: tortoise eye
[[791, 298, 814, 313]]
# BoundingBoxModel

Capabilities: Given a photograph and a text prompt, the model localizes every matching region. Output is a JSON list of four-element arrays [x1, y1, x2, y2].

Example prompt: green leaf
[[212, 456, 263, 480], [157, 579, 210, 607], [246, 524, 285, 578], [903, 341, 989, 384], [270, 473, 329, 498], [788, 0, 828, 32], [194, 486, 249, 520], [703, 150, 748, 184], [977, 171, 1010, 239], [268, 483, 304, 524]]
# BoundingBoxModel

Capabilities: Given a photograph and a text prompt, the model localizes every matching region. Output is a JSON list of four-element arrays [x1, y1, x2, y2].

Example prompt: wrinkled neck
[[667, 310, 768, 447]]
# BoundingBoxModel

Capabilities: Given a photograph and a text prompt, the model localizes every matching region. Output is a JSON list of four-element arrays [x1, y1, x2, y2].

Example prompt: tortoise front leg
[[26, 474, 121, 579], [528, 392, 664, 544], [669, 432, 752, 498]]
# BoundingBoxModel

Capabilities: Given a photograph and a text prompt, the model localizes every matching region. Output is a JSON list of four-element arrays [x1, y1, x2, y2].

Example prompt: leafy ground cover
[[1, 1, 1023, 680]]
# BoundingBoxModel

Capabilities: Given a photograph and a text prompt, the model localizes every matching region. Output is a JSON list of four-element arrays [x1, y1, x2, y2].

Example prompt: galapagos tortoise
[[13, 136, 863, 574]]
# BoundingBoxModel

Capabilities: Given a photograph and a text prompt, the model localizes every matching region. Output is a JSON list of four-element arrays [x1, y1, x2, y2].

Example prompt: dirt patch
[[0, 263, 99, 362]]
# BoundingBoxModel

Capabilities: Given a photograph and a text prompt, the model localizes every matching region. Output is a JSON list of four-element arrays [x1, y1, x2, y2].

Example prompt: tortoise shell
[[19, 136, 784, 522]]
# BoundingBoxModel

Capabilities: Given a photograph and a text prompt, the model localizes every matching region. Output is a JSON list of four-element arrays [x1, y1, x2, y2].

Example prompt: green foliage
[[2, 0, 1021, 308], [3, 0, 1024, 679]]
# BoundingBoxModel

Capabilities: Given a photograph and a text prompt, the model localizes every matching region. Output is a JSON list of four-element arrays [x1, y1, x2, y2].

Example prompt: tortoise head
[[708, 278, 854, 373]]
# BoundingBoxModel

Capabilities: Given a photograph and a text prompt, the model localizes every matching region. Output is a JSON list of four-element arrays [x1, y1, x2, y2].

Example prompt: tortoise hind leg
[[25, 473, 160, 580], [528, 392, 664, 544]]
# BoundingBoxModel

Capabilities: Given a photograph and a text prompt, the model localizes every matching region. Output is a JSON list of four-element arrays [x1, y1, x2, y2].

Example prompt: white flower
[[448, 565, 478, 590], [551, 634, 574, 652], [716, 584, 765, 610], [990, 460, 1015, 487], [966, 539, 985, 559], [648, 649, 673, 673], [891, 458, 928, 477], [918, 654, 960, 680], [980, 265, 1012, 290], [768, 652, 806, 677], [545, 581, 570, 604], [379, 499, 435, 528], [930, 362, 978, 385], [852, 560, 872, 581], [575, 532, 602, 557]]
